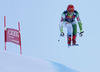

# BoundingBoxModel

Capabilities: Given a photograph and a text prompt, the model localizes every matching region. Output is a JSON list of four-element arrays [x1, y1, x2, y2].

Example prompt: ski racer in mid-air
[[59, 4, 84, 46]]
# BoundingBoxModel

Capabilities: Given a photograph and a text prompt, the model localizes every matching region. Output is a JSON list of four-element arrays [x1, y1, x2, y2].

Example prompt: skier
[[59, 4, 84, 46]]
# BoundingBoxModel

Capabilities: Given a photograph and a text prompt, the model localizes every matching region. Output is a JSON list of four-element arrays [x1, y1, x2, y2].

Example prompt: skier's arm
[[59, 13, 65, 33], [59, 22, 64, 37], [76, 12, 83, 32], [59, 22, 63, 33]]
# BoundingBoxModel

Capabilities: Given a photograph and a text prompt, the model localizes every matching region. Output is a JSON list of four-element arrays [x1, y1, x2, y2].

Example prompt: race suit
[[59, 10, 82, 36], [59, 10, 83, 44]]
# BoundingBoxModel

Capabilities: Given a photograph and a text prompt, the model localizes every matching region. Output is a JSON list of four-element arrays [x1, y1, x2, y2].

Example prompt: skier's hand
[[80, 31, 84, 37], [60, 32, 64, 37]]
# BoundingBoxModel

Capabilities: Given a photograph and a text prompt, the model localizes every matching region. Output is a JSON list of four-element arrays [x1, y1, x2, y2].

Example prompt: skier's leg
[[66, 23, 73, 45], [72, 23, 77, 44]]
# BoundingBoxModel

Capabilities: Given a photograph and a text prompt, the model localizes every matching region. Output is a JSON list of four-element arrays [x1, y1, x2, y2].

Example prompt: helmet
[[67, 4, 74, 13]]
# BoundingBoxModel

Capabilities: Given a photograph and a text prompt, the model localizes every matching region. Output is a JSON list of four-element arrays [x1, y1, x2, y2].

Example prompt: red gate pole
[[18, 22, 22, 54], [4, 16, 6, 50]]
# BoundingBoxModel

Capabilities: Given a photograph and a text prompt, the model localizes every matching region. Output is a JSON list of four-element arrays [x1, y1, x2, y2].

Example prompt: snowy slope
[[0, 50, 78, 72]]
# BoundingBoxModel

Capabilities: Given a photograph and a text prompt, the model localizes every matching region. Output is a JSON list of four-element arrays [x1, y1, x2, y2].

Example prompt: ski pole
[[58, 36, 61, 42], [58, 34, 65, 42]]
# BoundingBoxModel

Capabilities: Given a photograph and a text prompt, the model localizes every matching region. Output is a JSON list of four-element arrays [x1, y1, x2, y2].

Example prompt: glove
[[80, 31, 84, 37], [60, 32, 64, 37]]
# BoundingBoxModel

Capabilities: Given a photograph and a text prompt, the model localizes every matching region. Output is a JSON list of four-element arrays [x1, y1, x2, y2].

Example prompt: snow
[[0, 50, 78, 72]]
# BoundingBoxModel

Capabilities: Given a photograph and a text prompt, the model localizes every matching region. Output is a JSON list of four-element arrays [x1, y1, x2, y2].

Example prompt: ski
[[68, 44, 79, 47], [72, 44, 79, 46]]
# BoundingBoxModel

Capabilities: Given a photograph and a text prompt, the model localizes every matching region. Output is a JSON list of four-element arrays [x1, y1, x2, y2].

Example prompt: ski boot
[[68, 44, 71, 47], [67, 35, 71, 47], [72, 35, 79, 46]]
